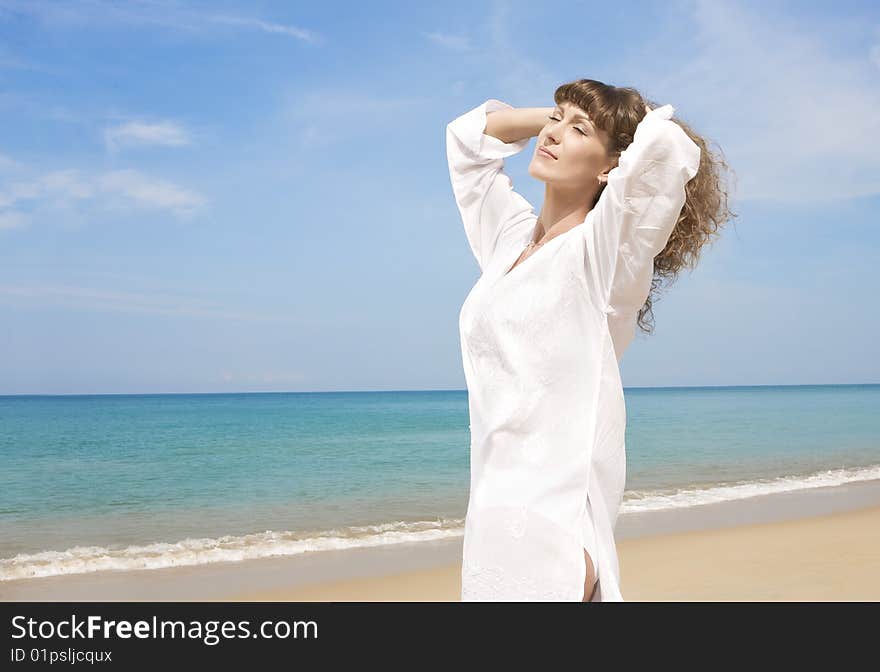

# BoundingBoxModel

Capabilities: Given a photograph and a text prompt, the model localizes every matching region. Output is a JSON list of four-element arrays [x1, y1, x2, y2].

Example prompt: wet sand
[[227, 503, 880, 602]]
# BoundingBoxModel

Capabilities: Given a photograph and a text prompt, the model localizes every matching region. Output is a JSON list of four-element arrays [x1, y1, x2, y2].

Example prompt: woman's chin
[[527, 165, 551, 182]]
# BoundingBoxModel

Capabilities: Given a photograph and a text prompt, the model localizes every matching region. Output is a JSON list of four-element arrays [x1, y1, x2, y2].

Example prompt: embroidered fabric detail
[[501, 504, 528, 539], [518, 432, 548, 466], [461, 560, 581, 602]]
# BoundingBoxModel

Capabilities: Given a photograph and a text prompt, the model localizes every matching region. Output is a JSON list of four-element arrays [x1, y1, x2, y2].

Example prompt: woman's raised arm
[[484, 104, 555, 145], [445, 99, 551, 272], [581, 104, 701, 356]]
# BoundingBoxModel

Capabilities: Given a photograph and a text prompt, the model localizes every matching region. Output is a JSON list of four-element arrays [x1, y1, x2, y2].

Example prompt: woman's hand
[[644, 103, 652, 114], [485, 105, 556, 143]]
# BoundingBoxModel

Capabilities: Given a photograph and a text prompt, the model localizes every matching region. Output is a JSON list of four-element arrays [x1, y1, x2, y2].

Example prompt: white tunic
[[447, 98, 700, 601]]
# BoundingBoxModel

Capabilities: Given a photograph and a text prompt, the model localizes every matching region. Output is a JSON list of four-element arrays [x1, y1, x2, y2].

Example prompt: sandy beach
[[3, 480, 879, 602], [226, 503, 880, 602]]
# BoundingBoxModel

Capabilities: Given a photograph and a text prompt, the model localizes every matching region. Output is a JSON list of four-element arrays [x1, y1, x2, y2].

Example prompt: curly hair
[[554, 79, 737, 335]]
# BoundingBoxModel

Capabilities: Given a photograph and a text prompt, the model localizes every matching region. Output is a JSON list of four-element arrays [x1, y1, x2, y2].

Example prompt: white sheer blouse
[[447, 98, 700, 601]]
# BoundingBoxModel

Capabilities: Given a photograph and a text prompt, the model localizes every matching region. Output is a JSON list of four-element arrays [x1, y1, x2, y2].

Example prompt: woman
[[446, 79, 733, 601]]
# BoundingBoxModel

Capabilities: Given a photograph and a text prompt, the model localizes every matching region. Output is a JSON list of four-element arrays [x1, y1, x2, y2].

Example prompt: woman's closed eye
[[548, 115, 588, 135]]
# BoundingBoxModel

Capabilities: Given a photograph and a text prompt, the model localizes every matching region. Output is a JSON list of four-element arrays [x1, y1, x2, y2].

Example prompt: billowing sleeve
[[581, 104, 701, 356], [446, 98, 536, 272]]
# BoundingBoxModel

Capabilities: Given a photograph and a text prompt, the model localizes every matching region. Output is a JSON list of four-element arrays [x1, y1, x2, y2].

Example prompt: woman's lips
[[538, 147, 557, 159]]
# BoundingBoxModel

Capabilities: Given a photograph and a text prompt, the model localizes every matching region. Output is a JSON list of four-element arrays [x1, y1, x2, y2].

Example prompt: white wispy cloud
[[95, 169, 205, 213], [284, 90, 425, 147], [475, 0, 880, 205], [0, 90, 87, 125], [0, 0, 324, 44], [424, 30, 473, 52], [0, 164, 206, 228], [639, 0, 880, 204], [0, 152, 25, 172], [0, 211, 27, 230], [0, 284, 335, 326], [207, 14, 324, 44], [103, 120, 192, 152]]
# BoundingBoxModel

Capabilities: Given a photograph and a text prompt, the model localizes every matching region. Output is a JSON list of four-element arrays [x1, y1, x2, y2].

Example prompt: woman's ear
[[598, 156, 617, 183]]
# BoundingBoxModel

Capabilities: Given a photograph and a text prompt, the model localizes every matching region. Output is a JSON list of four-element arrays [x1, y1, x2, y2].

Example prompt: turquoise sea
[[1, 384, 878, 581]]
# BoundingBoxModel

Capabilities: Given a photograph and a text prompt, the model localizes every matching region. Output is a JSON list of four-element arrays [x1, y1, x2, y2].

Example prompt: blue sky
[[1, 0, 878, 394]]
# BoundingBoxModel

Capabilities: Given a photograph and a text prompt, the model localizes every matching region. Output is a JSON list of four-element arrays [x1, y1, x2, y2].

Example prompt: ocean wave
[[3, 463, 879, 581], [0, 518, 465, 582], [622, 463, 880, 512]]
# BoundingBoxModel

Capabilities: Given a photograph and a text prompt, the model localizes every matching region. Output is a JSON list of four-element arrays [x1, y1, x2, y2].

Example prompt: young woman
[[446, 78, 733, 601]]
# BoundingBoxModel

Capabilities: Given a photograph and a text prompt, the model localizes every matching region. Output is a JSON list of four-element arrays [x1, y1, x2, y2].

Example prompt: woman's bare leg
[[582, 547, 598, 602]]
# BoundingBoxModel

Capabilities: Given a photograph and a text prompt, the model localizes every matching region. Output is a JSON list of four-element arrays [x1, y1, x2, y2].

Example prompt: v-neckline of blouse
[[497, 222, 581, 284]]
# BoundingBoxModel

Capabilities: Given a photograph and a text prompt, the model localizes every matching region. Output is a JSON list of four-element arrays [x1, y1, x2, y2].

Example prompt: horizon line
[[1, 382, 878, 397]]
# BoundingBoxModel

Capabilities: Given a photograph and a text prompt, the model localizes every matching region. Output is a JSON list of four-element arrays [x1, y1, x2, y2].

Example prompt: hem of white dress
[[581, 489, 604, 602]]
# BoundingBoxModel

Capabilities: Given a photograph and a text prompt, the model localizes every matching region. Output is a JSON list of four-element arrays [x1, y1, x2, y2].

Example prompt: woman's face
[[528, 101, 614, 190]]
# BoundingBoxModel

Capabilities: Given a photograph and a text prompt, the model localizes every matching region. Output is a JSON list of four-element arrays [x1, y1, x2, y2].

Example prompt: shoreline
[[3, 478, 880, 602], [231, 503, 880, 602]]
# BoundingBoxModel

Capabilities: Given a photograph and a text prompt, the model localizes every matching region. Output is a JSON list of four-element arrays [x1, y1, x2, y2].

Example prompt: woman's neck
[[535, 184, 598, 242]]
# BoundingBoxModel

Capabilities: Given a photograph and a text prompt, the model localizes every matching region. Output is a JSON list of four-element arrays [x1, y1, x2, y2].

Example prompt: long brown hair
[[554, 79, 737, 334]]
